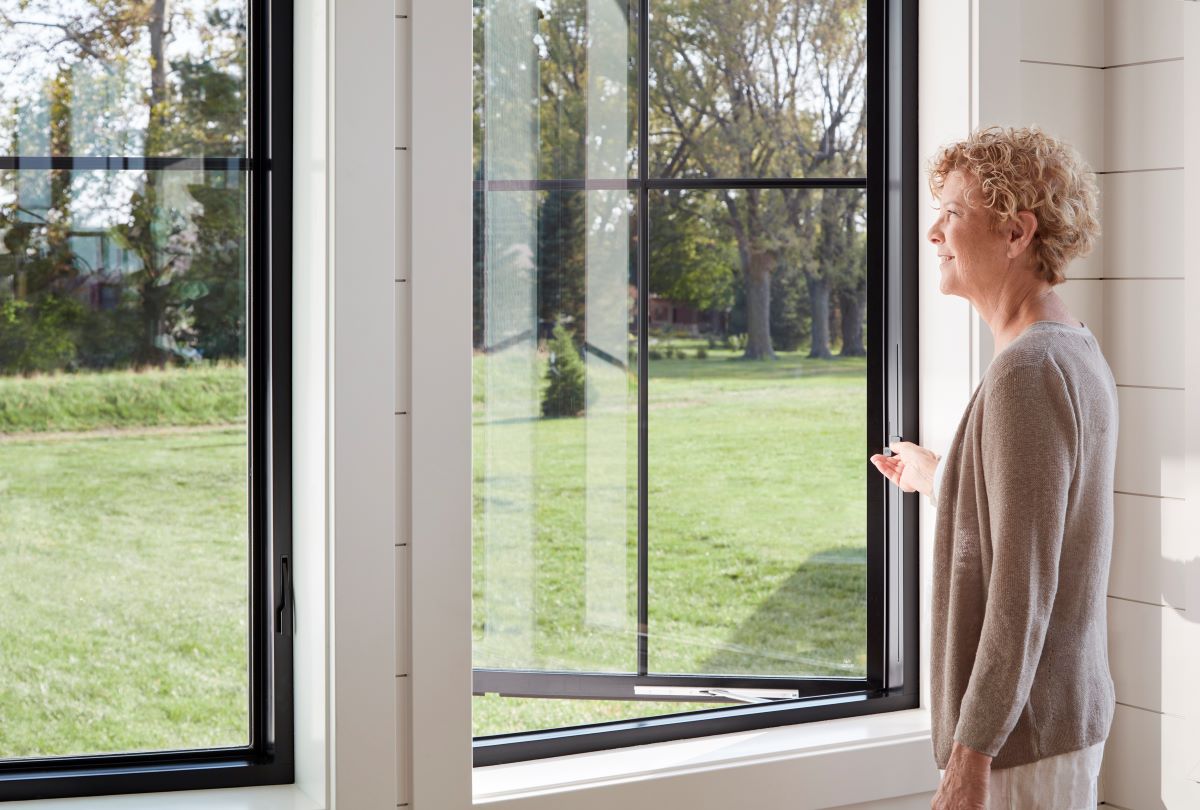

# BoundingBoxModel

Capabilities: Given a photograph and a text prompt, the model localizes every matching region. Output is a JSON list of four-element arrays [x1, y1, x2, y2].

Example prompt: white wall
[[330, 0, 398, 804], [1010, 1, 1200, 807], [395, 2, 414, 807]]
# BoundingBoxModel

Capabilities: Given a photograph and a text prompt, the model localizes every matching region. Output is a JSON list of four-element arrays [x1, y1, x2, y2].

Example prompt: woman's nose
[[926, 221, 943, 244]]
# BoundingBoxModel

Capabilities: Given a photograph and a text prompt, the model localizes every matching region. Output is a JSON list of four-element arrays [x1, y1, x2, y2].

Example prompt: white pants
[[938, 741, 1105, 810]]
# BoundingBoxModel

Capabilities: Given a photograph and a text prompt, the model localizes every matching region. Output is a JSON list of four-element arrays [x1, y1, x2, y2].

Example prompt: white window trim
[[1, 786, 322, 810], [474, 709, 936, 809]]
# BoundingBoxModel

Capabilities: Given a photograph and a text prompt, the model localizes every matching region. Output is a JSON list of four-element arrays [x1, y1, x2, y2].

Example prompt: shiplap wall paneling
[[397, 152, 412, 281], [1100, 170, 1185, 280], [398, 672, 412, 807], [1182, 0, 1200, 797], [1105, 0, 1183, 65], [1099, 2, 1196, 806], [397, 543, 412, 676], [1019, 62, 1105, 172], [1105, 60, 1184, 173], [1114, 386, 1186, 499], [396, 6, 412, 808], [1110, 492, 1188, 609], [1054, 279, 1105, 346], [396, 15, 411, 149], [396, 280, 411, 411], [1103, 279, 1185, 389], [397, 413, 412, 545], [1020, 0, 1104, 66], [1106, 596, 1189, 716], [1104, 703, 1200, 809]]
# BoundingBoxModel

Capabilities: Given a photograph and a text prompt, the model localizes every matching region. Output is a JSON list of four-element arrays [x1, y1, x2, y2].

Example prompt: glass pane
[[473, 0, 637, 184], [647, 187, 868, 678], [472, 186, 639, 674], [474, 0, 643, 737], [648, 0, 867, 180], [0, 167, 249, 757], [0, 0, 248, 157]]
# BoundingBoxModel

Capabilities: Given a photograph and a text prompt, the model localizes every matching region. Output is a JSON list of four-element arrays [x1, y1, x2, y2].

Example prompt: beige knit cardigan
[[931, 320, 1118, 771]]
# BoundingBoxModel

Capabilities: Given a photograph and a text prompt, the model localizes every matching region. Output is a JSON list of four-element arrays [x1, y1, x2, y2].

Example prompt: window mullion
[[636, 0, 650, 680]]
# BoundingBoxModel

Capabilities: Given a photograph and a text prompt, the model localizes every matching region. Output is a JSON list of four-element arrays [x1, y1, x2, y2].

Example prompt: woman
[[869, 127, 1117, 810]]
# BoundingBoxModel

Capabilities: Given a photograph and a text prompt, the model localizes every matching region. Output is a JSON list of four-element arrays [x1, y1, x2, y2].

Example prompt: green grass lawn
[[473, 342, 868, 736], [0, 428, 248, 758], [0, 350, 867, 749]]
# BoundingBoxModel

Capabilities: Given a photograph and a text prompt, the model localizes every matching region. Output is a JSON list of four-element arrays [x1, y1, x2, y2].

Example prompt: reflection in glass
[[0, 0, 248, 158], [0, 168, 249, 757]]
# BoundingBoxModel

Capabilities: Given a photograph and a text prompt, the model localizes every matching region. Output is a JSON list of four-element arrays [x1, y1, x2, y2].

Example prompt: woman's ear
[[1006, 210, 1038, 259]]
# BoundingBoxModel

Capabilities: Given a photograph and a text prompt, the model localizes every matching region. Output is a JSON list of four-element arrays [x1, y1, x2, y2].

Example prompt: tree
[[650, 0, 866, 359], [541, 322, 586, 417], [0, 0, 249, 368], [648, 190, 736, 315]]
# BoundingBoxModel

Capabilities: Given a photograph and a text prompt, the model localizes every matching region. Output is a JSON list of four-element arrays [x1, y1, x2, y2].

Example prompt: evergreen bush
[[541, 323, 586, 417]]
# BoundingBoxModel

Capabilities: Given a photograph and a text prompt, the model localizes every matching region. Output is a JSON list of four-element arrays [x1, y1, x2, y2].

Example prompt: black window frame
[[0, 0, 294, 800], [471, 0, 917, 768]]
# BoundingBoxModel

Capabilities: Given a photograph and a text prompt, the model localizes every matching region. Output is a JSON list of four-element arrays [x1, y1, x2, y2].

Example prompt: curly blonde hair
[[927, 126, 1101, 285]]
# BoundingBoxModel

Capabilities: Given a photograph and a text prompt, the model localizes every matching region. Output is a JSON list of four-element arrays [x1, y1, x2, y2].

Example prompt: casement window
[[0, 0, 291, 800], [470, 0, 918, 766]]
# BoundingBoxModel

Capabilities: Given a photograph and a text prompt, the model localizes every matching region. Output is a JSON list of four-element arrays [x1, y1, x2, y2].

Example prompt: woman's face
[[925, 169, 1011, 300]]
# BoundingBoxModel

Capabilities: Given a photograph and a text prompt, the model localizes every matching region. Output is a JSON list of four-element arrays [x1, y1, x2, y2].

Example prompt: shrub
[[541, 323, 586, 417], [696, 347, 708, 359], [0, 296, 83, 374]]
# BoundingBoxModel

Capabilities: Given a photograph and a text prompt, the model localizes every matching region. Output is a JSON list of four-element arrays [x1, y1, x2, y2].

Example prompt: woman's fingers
[[869, 454, 904, 486]]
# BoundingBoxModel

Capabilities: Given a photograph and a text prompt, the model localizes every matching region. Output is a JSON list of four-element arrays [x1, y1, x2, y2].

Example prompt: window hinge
[[633, 686, 800, 704]]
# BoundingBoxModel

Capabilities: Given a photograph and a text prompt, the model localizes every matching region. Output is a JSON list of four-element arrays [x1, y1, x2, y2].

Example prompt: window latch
[[275, 555, 292, 635]]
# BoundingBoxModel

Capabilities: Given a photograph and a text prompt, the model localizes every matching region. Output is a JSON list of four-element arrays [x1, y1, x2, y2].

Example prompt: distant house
[[647, 293, 727, 336], [625, 285, 727, 336]]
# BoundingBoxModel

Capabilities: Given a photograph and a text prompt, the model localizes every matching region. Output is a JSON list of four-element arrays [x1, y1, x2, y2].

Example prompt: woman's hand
[[869, 441, 940, 499], [931, 742, 991, 810]]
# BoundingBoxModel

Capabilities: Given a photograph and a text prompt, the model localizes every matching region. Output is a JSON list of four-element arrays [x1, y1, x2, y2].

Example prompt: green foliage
[[0, 296, 83, 374], [649, 192, 737, 313], [541, 324, 586, 418], [770, 263, 812, 352], [185, 181, 247, 361]]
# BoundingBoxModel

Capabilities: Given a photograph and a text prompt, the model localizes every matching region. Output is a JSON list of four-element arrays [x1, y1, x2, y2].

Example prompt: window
[[0, 0, 291, 800], [471, 0, 917, 765]]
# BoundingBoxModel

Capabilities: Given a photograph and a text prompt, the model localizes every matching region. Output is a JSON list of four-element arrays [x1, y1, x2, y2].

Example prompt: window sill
[[3, 785, 322, 810], [473, 707, 939, 809]]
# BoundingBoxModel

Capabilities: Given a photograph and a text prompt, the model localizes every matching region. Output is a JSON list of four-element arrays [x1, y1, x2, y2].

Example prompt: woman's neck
[[982, 287, 1079, 356]]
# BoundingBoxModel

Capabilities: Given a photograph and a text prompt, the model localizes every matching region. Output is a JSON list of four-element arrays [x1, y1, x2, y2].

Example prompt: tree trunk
[[838, 284, 866, 357], [139, 0, 170, 366], [743, 252, 776, 360], [806, 274, 832, 359]]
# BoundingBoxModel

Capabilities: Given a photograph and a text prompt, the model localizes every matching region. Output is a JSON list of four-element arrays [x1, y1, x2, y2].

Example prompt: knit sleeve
[[953, 359, 1077, 758]]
